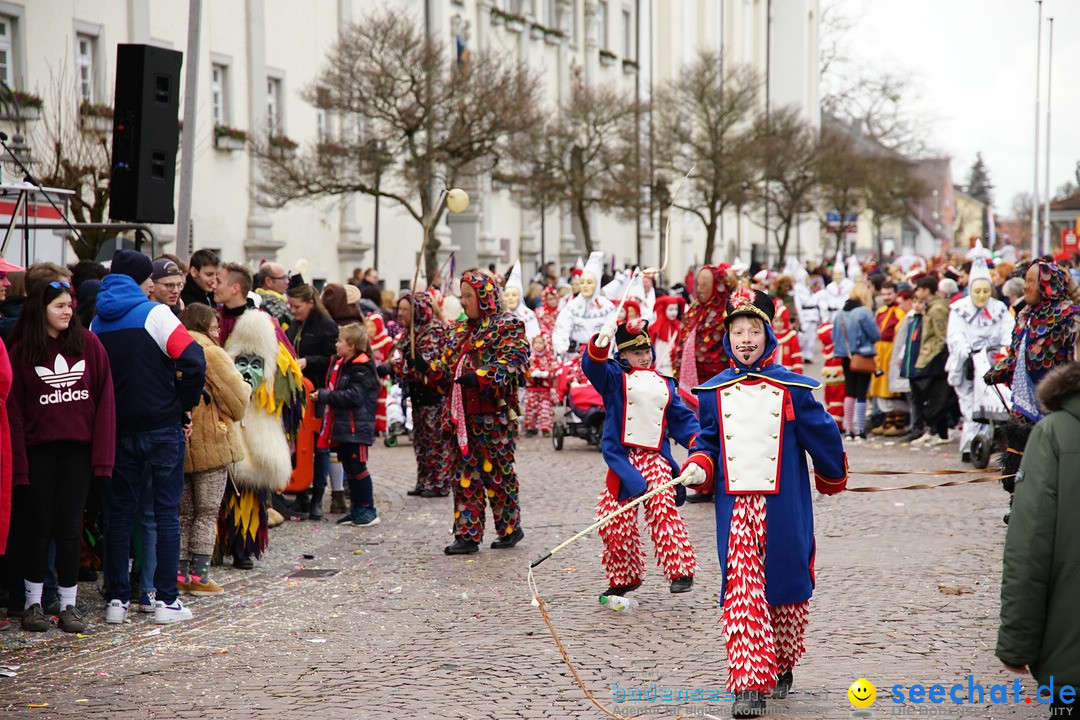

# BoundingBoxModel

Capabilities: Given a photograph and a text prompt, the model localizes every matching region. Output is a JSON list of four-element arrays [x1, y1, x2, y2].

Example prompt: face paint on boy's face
[[728, 317, 766, 365]]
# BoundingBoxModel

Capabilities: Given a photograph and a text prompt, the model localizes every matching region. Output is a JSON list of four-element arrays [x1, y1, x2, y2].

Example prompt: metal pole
[[1042, 17, 1053, 255], [175, 0, 202, 260], [1031, 0, 1042, 256], [374, 171, 381, 270]]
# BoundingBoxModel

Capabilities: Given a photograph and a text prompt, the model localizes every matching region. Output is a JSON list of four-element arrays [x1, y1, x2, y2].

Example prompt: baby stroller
[[552, 355, 605, 451], [383, 381, 413, 447], [967, 348, 1012, 469]]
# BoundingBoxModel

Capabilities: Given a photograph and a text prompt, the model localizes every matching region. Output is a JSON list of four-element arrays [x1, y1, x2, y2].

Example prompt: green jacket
[[914, 296, 949, 371], [996, 362, 1080, 685]]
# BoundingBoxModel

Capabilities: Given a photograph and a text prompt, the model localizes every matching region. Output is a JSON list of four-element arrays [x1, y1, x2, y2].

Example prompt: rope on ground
[[845, 472, 1011, 492], [528, 565, 725, 720]]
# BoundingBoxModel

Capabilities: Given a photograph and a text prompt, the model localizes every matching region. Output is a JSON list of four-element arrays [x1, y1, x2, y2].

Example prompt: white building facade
[[4, 0, 821, 288]]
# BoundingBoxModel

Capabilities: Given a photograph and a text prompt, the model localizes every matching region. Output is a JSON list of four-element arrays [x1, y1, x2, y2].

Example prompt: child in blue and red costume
[[676, 288, 848, 719], [582, 317, 701, 599]]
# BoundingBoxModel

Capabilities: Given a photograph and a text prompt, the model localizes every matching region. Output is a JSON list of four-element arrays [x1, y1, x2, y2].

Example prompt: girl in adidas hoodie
[[8, 281, 115, 633]]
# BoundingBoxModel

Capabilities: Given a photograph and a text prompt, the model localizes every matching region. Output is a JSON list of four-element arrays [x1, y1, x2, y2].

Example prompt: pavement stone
[[0, 377, 1049, 719]]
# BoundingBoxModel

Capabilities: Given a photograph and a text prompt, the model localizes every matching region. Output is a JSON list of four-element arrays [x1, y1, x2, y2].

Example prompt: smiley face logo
[[848, 678, 876, 708]]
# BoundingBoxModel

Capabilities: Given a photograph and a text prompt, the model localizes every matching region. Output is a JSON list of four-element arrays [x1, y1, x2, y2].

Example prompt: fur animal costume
[[219, 311, 303, 561]]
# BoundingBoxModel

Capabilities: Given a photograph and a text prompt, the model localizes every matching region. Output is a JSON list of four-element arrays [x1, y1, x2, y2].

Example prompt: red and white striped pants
[[524, 387, 555, 432], [723, 494, 809, 693], [596, 449, 696, 587]]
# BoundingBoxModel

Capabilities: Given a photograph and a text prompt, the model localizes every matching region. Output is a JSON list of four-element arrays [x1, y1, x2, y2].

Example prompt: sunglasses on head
[[50, 280, 72, 290]]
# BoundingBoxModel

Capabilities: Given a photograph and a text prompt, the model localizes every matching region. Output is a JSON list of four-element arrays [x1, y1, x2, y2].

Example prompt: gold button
[[723, 392, 731, 397], [769, 455, 776, 461], [768, 478, 775, 484], [772, 412, 780, 417], [724, 413, 731, 418], [771, 434, 778, 439], [772, 390, 780, 396], [728, 455, 735, 461], [725, 434, 733, 440]]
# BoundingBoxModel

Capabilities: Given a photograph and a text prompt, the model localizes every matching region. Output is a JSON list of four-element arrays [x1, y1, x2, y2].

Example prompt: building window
[[598, 1, 609, 50], [316, 108, 327, 143], [0, 18, 11, 87], [76, 33, 95, 104], [569, 0, 579, 42], [621, 9, 632, 58], [211, 64, 226, 126], [266, 77, 281, 135]]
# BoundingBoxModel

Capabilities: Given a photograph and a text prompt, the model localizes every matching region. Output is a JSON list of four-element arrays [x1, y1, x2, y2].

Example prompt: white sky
[[831, 0, 1080, 215]]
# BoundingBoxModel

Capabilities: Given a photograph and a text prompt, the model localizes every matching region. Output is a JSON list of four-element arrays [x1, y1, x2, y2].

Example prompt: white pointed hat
[[506, 260, 524, 294], [601, 268, 627, 300], [969, 254, 993, 286], [730, 256, 749, 275], [832, 252, 846, 280], [582, 251, 605, 282], [846, 255, 862, 281], [574, 256, 585, 270], [625, 267, 645, 300]]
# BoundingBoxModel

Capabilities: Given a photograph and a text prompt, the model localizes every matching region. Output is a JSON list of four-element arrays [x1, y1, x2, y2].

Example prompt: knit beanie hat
[[112, 249, 153, 285]]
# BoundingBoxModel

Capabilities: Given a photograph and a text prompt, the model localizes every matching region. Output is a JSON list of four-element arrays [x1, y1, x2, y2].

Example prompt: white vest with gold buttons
[[622, 370, 670, 451], [718, 379, 787, 494]]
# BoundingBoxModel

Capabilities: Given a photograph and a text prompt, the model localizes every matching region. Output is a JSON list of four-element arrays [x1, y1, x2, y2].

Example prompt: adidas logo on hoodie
[[36, 355, 90, 405]]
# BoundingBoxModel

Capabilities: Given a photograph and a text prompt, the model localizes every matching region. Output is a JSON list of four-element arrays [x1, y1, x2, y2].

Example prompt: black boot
[[406, 485, 425, 496], [293, 490, 311, 514], [444, 538, 480, 555], [600, 581, 641, 599], [770, 671, 793, 699], [686, 491, 713, 504], [731, 690, 766, 718], [308, 486, 325, 520], [669, 576, 694, 593], [490, 527, 524, 549]]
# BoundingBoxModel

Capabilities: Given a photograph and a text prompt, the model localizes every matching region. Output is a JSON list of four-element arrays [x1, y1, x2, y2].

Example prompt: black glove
[[376, 363, 392, 378], [201, 388, 212, 405], [455, 372, 480, 388], [406, 353, 422, 370]]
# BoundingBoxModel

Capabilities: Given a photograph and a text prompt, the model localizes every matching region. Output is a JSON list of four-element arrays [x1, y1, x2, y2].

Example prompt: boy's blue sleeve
[[665, 378, 701, 449], [681, 389, 721, 493], [580, 334, 618, 394], [793, 388, 848, 494]]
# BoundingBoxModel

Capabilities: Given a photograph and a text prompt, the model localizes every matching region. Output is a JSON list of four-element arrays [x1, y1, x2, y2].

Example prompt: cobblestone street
[[0, 397, 1046, 719]]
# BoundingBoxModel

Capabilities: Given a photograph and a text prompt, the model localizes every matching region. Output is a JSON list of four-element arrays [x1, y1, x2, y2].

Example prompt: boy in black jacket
[[312, 323, 381, 527]]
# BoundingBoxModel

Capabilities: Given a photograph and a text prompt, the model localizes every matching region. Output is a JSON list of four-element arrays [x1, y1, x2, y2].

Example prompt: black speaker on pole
[[108, 44, 183, 224]]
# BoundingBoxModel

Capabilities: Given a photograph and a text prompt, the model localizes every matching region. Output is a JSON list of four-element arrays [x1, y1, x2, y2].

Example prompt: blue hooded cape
[[685, 321, 847, 606], [580, 335, 701, 505]]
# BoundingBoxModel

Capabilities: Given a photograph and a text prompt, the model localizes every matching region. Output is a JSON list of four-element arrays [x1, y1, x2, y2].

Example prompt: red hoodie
[[8, 330, 117, 484]]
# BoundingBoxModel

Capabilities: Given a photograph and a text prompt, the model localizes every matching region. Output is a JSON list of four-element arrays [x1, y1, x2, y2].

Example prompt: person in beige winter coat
[[177, 304, 250, 595]]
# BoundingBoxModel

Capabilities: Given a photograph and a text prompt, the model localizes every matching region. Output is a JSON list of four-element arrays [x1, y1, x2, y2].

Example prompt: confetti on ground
[[388, 586, 402, 594], [305, 638, 326, 644], [28, 703, 49, 708], [75, 699, 89, 703], [140, 628, 161, 637]]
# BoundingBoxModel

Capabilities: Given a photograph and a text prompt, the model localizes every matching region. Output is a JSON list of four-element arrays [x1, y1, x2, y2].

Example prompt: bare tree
[[862, 154, 927, 259], [254, 10, 542, 279], [1011, 192, 1035, 248], [815, 123, 869, 257], [654, 52, 758, 263], [749, 107, 819, 264], [822, 73, 934, 158], [27, 68, 113, 260], [510, 83, 643, 255]]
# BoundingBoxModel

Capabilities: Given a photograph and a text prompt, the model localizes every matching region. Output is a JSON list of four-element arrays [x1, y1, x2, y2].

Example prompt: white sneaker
[[105, 599, 129, 624], [928, 434, 954, 446], [909, 433, 933, 447], [154, 599, 193, 624]]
